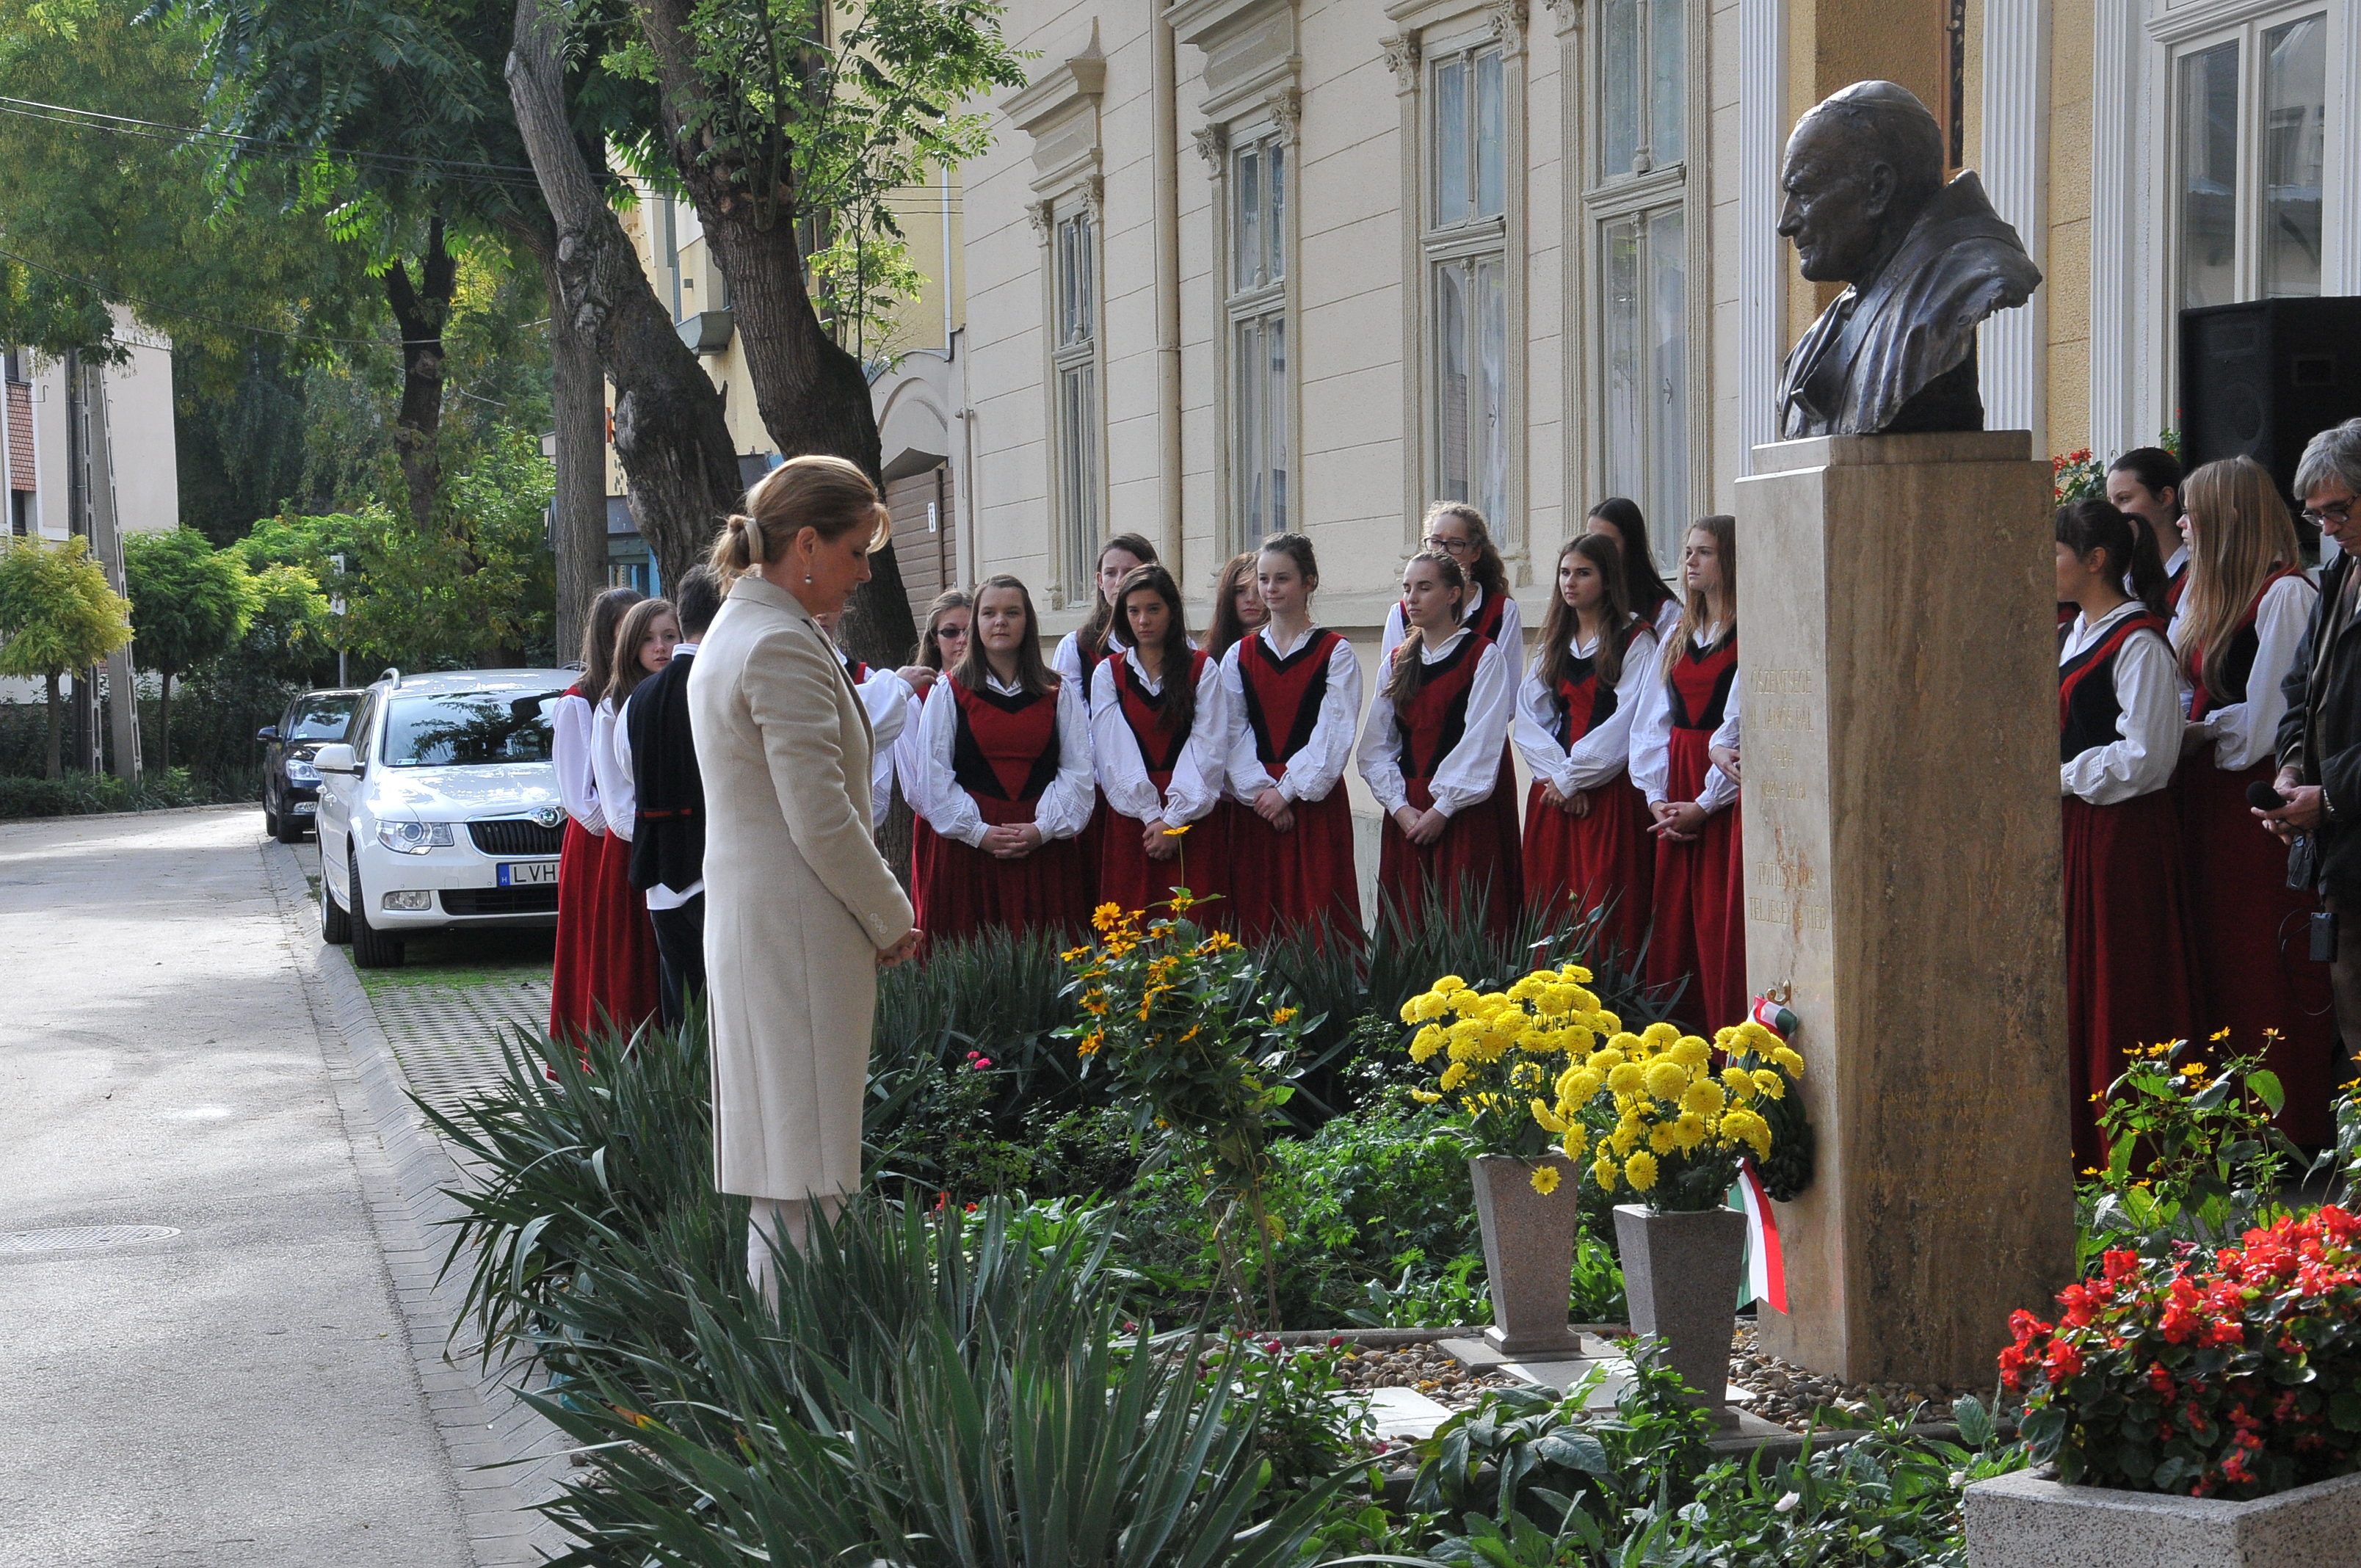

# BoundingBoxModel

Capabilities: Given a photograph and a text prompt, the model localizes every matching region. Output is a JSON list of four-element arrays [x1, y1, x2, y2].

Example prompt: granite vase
[[1963, 1466, 2361, 1567], [1613, 1202, 1746, 1423], [1468, 1155, 1583, 1358]]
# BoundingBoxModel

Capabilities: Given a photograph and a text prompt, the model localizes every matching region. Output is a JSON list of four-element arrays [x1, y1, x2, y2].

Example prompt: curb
[[258, 835, 575, 1567]]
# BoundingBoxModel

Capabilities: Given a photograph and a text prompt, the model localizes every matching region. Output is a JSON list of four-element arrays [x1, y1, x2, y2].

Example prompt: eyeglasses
[[935, 625, 969, 640], [2303, 501, 2355, 527], [1421, 534, 1476, 553]]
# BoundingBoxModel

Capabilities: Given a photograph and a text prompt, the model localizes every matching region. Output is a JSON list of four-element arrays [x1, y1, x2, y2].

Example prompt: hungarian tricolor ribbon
[[1733, 1158, 1788, 1313]]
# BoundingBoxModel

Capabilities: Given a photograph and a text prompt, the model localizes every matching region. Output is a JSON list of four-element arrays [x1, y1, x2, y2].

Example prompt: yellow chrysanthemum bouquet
[[1398, 964, 1623, 1166], [1535, 1018, 1807, 1213]]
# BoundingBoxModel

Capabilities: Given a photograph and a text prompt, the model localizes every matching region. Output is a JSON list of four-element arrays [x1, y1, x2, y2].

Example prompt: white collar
[[1259, 622, 1323, 658], [2064, 600, 2143, 658], [1418, 626, 1474, 664], [672, 641, 700, 657], [984, 671, 1028, 697], [2165, 543, 2189, 577]]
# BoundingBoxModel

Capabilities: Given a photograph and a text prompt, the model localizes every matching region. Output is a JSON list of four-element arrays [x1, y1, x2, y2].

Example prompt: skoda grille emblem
[[534, 805, 565, 830]]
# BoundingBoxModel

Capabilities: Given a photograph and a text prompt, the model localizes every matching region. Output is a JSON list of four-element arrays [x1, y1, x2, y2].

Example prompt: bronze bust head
[[1772, 81, 2042, 439]]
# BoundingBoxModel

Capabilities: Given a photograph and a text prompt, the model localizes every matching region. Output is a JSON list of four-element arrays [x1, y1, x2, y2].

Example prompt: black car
[[258, 688, 363, 843]]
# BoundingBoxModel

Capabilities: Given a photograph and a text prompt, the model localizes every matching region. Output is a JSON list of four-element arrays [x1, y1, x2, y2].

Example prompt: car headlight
[[377, 821, 457, 855], [285, 758, 322, 786]]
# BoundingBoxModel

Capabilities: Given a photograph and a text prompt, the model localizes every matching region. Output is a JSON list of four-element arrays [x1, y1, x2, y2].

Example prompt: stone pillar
[[1733, 430, 2075, 1390]]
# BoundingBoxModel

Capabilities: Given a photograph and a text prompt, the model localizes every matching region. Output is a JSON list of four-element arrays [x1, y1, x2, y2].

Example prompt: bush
[[2006, 1208, 2361, 1499], [0, 766, 236, 819]]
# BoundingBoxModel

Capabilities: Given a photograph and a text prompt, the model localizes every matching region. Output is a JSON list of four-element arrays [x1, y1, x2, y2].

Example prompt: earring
[[805, 573, 813, 584]]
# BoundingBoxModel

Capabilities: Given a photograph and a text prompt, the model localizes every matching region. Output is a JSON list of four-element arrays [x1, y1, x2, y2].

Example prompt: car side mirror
[[256, 725, 280, 743], [313, 743, 359, 776]]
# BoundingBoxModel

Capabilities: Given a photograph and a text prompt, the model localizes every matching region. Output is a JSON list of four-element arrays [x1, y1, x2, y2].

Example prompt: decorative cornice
[[1268, 87, 1302, 143], [1380, 32, 1421, 92], [1004, 51, 1107, 137], [1487, 0, 1528, 48], [1080, 173, 1106, 221], [1540, 0, 1578, 35], [1193, 123, 1231, 173], [1026, 199, 1054, 243]]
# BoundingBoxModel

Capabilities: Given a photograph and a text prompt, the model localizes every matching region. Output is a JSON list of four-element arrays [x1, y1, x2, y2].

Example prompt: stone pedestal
[[1732, 430, 2076, 1390]]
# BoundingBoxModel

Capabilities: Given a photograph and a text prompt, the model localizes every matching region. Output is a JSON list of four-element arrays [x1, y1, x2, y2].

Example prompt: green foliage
[[0, 765, 230, 819], [124, 526, 261, 682], [0, 535, 134, 680]]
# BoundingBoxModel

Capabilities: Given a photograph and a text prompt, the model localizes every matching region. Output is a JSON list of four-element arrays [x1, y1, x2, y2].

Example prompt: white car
[[311, 668, 576, 968]]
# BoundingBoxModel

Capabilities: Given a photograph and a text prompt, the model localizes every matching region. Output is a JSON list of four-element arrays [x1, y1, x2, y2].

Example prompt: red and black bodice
[[1667, 632, 1738, 733], [2186, 569, 2302, 721], [2059, 612, 2171, 762], [1547, 641, 1626, 750], [1238, 630, 1344, 771], [949, 680, 1063, 804], [2166, 559, 2189, 613], [1116, 649, 1209, 790], [1393, 634, 1488, 784], [1464, 589, 1510, 647]]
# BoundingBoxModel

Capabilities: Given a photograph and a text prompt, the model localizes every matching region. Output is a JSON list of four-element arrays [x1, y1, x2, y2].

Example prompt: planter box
[[1964, 1465, 2361, 1568], [1468, 1155, 1582, 1357], [1613, 1203, 1745, 1425]]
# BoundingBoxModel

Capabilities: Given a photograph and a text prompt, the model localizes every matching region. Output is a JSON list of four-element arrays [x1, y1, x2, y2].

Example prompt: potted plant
[[1535, 1018, 1807, 1420], [1968, 1205, 2361, 1566], [1397, 965, 1622, 1357]]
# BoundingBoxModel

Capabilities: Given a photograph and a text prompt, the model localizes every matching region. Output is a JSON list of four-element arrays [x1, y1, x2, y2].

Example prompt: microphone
[[2249, 780, 2289, 811]]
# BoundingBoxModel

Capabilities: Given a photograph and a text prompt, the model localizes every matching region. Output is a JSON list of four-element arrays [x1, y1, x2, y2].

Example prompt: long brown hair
[[1113, 564, 1197, 728], [912, 589, 972, 671], [1587, 497, 1677, 623], [953, 575, 1056, 697], [708, 454, 886, 575], [579, 586, 644, 703], [1205, 552, 1263, 661], [1382, 549, 1470, 707], [1421, 500, 1510, 601], [1080, 531, 1159, 659], [605, 597, 678, 706], [1537, 534, 1635, 698], [1664, 515, 1738, 689], [2175, 456, 2306, 697]]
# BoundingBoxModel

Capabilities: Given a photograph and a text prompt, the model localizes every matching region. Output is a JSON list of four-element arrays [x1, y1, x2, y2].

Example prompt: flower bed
[[2003, 1208, 2361, 1499]]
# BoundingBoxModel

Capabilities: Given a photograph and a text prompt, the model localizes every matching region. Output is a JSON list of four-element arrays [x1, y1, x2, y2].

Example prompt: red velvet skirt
[[1098, 799, 1232, 919], [549, 820, 661, 1047], [910, 815, 943, 936], [1644, 728, 1747, 1034], [1524, 774, 1655, 959], [924, 794, 1094, 947], [1487, 744, 1526, 912], [1230, 785, 1361, 947], [2064, 788, 2202, 1169], [1379, 779, 1519, 940], [2179, 758, 2338, 1144]]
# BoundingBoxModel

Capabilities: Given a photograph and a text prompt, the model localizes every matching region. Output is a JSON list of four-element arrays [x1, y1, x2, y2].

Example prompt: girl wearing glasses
[[1517, 534, 1659, 954], [1630, 516, 1746, 1032], [894, 591, 972, 929], [1220, 534, 1364, 944], [2174, 458, 2332, 1143], [1359, 548, 1520, 937], [2056, 498, 2197, 1169]]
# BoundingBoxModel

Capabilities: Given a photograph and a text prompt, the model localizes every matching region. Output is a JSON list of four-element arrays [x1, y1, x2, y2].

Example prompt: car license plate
[[497, 860, 559, 888]]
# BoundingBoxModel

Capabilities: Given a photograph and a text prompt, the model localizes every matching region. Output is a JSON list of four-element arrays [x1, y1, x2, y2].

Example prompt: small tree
[[0, 537, 134, 779], [123, 527, 260, 769]]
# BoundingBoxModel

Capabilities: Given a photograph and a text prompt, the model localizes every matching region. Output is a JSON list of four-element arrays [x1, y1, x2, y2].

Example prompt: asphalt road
[[0, 807, 475, 1568]]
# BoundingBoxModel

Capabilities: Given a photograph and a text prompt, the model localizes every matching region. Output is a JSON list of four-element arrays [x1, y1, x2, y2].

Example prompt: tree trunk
[[504, 0, 742, 595], [43, 670, 62, 782], [385, 218, 459, 531], [158, 670, 173, 772], [632, 0, 918, 672], [503, 214, 613, 662]]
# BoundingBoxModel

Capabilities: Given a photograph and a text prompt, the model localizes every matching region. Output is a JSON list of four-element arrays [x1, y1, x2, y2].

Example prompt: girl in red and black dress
[[1584, 497, 1683, 642], [1053, 533, 1160, 883], [2057, 499, 2199, 1167], [896, 590, 971, 930], [1517, 534, 1660, 954], [1360, 548, 1518, 937], [1200, 553, 1268, 908], [551, 585, 661, 1045], [2174, 458, 2335, 1141], [1220, 533, 1363, 945], [1631, 516, 1745, 1033], [913, 575, 1095, 944], [2107, 446, 2190, 611], [1091, 565, 1232, 913]]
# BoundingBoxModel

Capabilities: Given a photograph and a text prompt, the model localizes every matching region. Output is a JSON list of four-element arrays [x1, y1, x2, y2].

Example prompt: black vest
[[628, 650, 705, 894]]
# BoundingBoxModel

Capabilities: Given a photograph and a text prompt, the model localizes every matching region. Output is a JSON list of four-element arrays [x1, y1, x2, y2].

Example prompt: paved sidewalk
[[0, 807, 543, 1568]]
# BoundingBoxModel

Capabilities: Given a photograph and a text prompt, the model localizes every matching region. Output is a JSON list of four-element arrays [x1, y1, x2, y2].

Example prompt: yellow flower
[[1092, 902, 1124, 933], [1607, 1062, 1647, 1095], [1528, 1164, 1563, 1195], [1410, 1088, 1442, 1103], [1531, 1098, 1569, 1133], [1624, 1150, 1659, 1190], [1410, 1025, 1447, 1063], [1440, 1061, 1470, 1092], [1162, 823, 1192, 837], [1272, 1006, 1299, 1025], [1609, 1121, 1644, 1156], [1081, 988, 1110, 1017], [1607, 1031, 1644, 1056], [1722, 1066, 1758, 1101], [1669, 1035, 1712, 1070], [1639, 1022, 1680, 1050], [1647, 1124, 1679, 1155], [1672, 1111, 1708, 1152], [1586, 1048, 1627, 1074], [1771, 1045, 1805, 1075], [1644, 1060, 1690, 1099], [1433, 975, 1468, 995], [1592, 1156, 1620, 1192], [1562, 1127, 1589, 1161], [1077, 1029, 1104, 1058], [1681, 1079, 1727, 1120], [1560, 962, 1595, 984], [1752, 1069, 1785, 1100]]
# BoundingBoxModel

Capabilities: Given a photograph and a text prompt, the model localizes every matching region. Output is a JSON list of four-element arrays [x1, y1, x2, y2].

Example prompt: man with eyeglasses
[[2264, 417, 2361, 1074]]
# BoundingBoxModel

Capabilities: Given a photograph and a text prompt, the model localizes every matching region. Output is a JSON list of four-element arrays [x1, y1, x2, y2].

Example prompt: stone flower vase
[[1613, 1203, 1747, 1424], [1469, 1154, 1583, 1357]]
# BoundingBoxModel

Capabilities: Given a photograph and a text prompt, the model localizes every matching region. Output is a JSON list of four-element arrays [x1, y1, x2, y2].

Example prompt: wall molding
[[1979, 0, 2051, 449], [1737, 0, 1786, 473]]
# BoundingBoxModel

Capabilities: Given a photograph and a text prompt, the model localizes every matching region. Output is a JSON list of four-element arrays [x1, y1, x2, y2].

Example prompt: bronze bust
[[1773, 81, 2042, 438]]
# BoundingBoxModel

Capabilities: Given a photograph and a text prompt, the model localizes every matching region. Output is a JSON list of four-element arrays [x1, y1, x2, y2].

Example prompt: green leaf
[[2248, 1070, 2286, 1115]]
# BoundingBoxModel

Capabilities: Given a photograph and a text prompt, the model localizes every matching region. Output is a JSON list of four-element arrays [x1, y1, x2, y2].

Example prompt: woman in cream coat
[[687, 455, 919, 1289]]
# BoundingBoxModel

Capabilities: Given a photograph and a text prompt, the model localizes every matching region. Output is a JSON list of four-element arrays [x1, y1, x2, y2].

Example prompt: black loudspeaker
[[2180, 298, 2361, 504]]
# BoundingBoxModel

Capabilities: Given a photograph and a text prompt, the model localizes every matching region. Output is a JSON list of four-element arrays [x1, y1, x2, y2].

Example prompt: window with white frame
[[1230, 130, 1289, 545], [1427, 42, 1509, 530], [1586, 0, 1689, 576], [1052, 206, 1101, 596], [2174, 7, 2327, 308]]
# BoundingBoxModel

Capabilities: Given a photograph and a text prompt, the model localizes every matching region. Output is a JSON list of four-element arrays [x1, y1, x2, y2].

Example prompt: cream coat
[[689, 574, 915, 1201]]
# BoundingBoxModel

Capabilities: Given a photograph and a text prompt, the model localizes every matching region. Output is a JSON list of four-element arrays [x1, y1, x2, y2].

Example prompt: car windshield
[[289, 694, 360, 742], [381, 690, 561, 768]]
